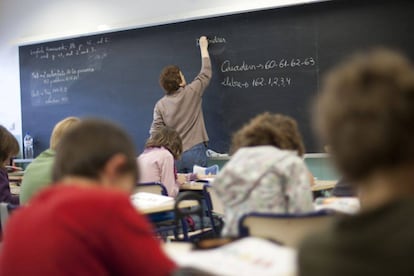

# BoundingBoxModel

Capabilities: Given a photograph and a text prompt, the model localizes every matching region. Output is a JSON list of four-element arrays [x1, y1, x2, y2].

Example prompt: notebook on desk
[[131, 192, 174, 209], [195, 177, 215, 183], [167, 237, 297, 276]]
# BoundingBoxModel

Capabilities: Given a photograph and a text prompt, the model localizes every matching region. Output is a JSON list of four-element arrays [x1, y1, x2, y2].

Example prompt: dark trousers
[[176, 142, 208, 173]]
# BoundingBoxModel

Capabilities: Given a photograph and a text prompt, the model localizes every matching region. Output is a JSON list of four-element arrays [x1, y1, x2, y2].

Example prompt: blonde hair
[[50, 117, 81, 150]]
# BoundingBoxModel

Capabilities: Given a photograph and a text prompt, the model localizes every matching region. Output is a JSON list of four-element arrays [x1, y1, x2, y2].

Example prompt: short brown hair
[[0, 126, 19, 164], [146, 127, 183, 160], [49, 117, 80, 150], [231, 112, 305, 156], [52, 119, 138, 182], [315, 49, 414, 181], [159, 65, 182, 94]]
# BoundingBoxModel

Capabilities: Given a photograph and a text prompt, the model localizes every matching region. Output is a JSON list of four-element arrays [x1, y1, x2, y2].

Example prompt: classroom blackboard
[[19, 0, 414, 155]]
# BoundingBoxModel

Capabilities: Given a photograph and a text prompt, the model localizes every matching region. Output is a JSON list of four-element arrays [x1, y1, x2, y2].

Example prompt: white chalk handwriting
[[220, 57, 316, 73], [30, 66, 96, 106], [196, 36, 226, 46], [29, 36, 110, 61], [221, 75, 292, 89]]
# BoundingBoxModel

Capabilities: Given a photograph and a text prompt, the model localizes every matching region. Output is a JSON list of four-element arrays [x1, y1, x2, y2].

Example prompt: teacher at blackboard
[[150, 36, 211, 173]]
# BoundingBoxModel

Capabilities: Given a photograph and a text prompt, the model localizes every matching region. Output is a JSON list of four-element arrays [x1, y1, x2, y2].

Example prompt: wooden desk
[[10, 183, 21, 195], [180, 182, 206, 191], [312, 180, 336, 192], [181, 180, 337, 192], [163, 242, 193, 256], [8, 172, 23, 195], [135, 199, 198, 215], [8, 173, 24, 184]]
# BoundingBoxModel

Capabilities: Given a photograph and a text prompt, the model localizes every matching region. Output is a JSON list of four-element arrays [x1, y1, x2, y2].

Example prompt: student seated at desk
[[0, 119, 176, 275], [20, 116, 80, 204], [138, 126, 183, 198], [214, 113, 314, 237], [298, 50, 414, 275], [0, 125, 20, 205]]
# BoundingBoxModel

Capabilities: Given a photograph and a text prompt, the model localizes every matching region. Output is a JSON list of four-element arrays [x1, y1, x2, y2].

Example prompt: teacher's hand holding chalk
[[199, 36, 210, 59]]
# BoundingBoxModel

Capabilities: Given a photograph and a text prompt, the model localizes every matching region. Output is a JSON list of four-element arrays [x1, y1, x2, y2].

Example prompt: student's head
[[146, 127, 183, 160], [0, 126, 19, 167], [49, 117, 81, 150], [315, 49, 414, 184], [231, 112, 305, 156], [159, 65, 186, 95], [52, 119, 139, 193]]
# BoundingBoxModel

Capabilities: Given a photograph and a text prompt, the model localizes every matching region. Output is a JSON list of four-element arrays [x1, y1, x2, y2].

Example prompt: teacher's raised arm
[[149, 36, 211, 173]]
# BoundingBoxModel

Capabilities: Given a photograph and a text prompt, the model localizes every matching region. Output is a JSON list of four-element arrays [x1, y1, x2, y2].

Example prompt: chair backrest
[[239, 210, 336, 248], [203, 185, 224, 216], [193, 165, 219, 175], [134, 182, 168, 196]]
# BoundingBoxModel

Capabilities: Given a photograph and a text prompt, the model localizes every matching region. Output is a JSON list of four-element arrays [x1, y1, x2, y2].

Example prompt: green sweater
[[298, 199, 414, 276], [20, 149, 55, 204]]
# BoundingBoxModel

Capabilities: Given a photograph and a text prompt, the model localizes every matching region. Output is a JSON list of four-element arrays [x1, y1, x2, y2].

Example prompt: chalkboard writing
[[19, 0, 414, 155], [196, 36, 226, 46], [29, 37, 109, 60], [27, 37, 109, 106], [220, 57, 316, 89], [221, 76, 292, 89], [220, 57, 316, 72]]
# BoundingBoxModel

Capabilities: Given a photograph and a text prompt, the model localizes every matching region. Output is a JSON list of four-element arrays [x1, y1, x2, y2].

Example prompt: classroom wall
[[0, 0, 324, 139]]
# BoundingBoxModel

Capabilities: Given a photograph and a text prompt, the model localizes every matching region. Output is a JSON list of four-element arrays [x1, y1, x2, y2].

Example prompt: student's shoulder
[[233, 146, 299, 161], [0, 167, 7, 179], [24, 150, 55, 172], [45, 185, 130, 208], [268, 147, 306, 167], [276, 154, 307, 177], [85, 187, 130, 204], [156, 147, 174, 160], [96, 189, 150, 226], [141, 147, 173, 158], [72, 188, 142, 221], [235, 146, 306, 171]]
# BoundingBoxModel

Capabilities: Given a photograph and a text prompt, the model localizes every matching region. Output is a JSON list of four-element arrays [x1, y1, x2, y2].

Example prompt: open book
[[167, 237, 297, 276], [314, 197, 360, 214], [130, 192, 174, 209]]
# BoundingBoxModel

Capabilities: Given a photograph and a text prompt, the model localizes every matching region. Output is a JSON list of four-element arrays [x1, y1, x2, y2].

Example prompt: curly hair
[[315, 49, 414, 181], [0, 125, 19, 164], [146, 126, 183, 160], [231, 112, 305, 156], [159, 65, 182, 95]]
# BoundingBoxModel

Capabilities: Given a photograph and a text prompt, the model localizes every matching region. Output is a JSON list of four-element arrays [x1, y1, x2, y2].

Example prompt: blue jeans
[[176, 142, 208, 173]]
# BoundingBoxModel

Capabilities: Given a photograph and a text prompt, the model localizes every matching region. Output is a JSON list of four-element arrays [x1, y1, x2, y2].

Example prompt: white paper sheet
[[168, 237, 297, 276], [130, 192, 173, 209]]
